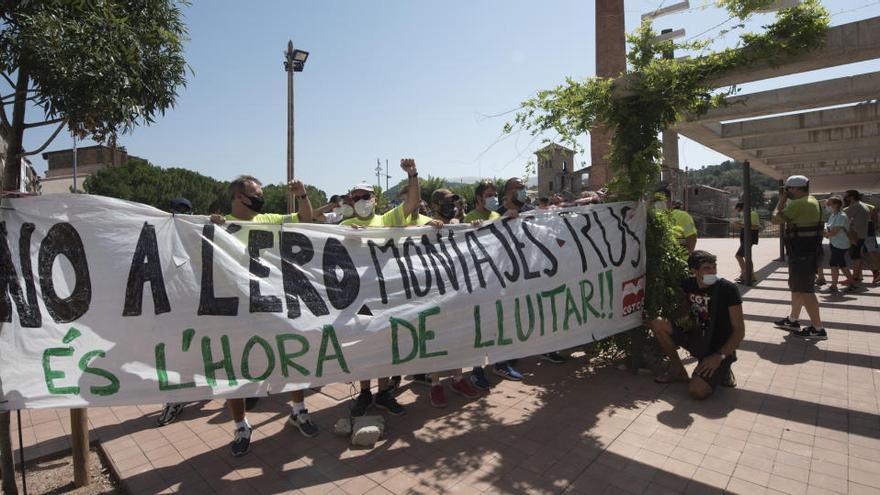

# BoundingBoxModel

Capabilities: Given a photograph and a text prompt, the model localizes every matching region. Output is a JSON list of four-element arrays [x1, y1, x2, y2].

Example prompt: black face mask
[[243, 194, 264, 213], [438, 202, 458, 219]]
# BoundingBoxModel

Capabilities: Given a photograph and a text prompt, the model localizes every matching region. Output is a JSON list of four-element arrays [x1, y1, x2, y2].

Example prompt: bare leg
[[227, 399, 245, 423], [736, 255, 745, 278], [359, 380, 370, 392], [790, 293, 804, 321], [688, 377, 714, 400], [377, 377, 390, 391], [801, 292, 823, 328], [648, 318, 687, 378], [290, 390, 304, 403], [831, 267, 839, 286]]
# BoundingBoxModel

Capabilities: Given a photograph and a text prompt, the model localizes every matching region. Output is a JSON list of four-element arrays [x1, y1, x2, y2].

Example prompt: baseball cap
[[785, 175, 809, 188], [430, 188, 460, 204], [170, 197, 192, 213], [350, 182, 374, 193]]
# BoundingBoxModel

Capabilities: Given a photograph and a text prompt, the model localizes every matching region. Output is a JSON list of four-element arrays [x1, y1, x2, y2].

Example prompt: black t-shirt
[[679, 278, 742, 358]]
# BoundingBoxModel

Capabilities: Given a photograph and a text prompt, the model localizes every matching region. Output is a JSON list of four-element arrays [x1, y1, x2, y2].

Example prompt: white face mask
[[354, 199, 375, 218], [702, 274, 718, 286], [334, 204, 354, 218], [515, 189, 528, 203], [654, 201, 667, 210]]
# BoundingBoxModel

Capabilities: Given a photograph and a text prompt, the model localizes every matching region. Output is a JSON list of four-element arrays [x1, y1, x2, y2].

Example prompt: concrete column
[[590, 0, 626, 190]]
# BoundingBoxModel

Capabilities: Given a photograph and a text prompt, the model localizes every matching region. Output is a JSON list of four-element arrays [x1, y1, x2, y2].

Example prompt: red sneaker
[[430, 385, 447, 408], [450, 377, 480, 399]]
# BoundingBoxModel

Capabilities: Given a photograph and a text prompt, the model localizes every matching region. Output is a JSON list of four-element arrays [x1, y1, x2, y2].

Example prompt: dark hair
[[329, 194, 341, 203], [229, 175, 261, 199], [503, 177, 522, 194], [846, 189, 861, 200], [474, 181, 497, 198], [735, 201, 744, 209], [687, 250, 717, 270], [538, 197, 550, 205]]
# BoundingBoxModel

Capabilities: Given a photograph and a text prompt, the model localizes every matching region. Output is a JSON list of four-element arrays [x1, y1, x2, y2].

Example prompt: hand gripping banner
[[0, 195, 646, 409]]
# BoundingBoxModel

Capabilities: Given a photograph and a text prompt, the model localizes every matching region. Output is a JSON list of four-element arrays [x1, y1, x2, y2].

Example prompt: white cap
[[350, 182, 374, 193], [785, 175, 809, 188]]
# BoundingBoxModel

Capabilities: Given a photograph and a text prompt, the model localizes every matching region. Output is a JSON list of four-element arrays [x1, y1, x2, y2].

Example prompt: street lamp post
[[284, 40, 309, 214]]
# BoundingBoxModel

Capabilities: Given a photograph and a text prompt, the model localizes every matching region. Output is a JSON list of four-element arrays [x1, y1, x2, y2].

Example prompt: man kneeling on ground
[[648, 250, 744, 400]]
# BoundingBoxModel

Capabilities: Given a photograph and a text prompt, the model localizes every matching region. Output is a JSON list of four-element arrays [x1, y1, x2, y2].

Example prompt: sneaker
[[815, 279, 826, 287], [375, 388, 406, 416], [792, 326, 828, 340], [450, 378, 480, 399], [288, 410, 319, 438], [156, 403, 185, 426], [410, 374, 432, 387], [540, 352, 566, 364], [845, 284, 858, 292], [721, 369, 737, 388], [828, 285, 839, 294], [430, 385, 447, 408], [244, 397, 260, 411], [230, 425, 252, 457], [493, 362, 523, 381], [872, 271, 880, 285], [470, 367, 490, 391], [774, 317, 800, 331], [350, 390, 373, 417]]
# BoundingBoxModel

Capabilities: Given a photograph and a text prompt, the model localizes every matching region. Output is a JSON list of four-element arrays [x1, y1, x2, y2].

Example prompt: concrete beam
[[709, 17, 880, 87], [765, 147, 880, 166], [689, 71, 880, 123], [739, 122, 880, 150], [755, 139, 880, 159], [722, 102, 880, 140], [676, 121, 781, 179]]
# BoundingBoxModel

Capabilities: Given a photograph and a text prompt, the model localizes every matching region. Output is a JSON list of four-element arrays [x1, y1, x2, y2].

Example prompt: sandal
[[654, 372, 689, 384]]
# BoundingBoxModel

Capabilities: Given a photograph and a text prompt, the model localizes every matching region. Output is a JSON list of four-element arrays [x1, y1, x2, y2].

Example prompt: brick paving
[[10, 238, 880, 494]]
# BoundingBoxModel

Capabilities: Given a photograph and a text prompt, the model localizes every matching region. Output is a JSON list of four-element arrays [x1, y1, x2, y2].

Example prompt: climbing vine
[[507, 0, 829, 364]]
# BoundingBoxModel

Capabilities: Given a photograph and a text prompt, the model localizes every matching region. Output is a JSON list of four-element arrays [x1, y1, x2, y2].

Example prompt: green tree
[[0, 0, 189, 190], [83, 157, 228, 213], [508, 0, 828, 363]]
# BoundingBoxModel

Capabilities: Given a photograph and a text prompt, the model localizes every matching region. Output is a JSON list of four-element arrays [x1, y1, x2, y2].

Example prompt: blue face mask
[[702, 274, 718, 286], [515, 189, 528, 204], [484, 196, 499, 211]]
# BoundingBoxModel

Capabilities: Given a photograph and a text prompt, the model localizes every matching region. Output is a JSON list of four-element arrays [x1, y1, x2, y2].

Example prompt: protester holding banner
[[211, 176, 317, 457], [417, 189, 482, 407], [463, 181, 501, 226], [343, 159, 422, 417], [648, 250, 743, 399]]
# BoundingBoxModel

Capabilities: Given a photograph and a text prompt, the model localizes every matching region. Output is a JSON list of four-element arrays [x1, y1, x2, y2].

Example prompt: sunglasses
[[351, 194, 372, 202]]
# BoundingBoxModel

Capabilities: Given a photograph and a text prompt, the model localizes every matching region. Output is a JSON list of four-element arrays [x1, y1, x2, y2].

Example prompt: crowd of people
[[154, 164, 874, 460]]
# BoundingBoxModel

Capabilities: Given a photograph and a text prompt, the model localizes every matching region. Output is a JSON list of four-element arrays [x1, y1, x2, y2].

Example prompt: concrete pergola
[[676, 16, 880, 193]]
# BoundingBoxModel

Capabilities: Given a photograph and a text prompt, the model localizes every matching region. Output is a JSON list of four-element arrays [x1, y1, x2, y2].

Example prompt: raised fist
[[400, 158, 417, 177], [288, 180, 306, 196]]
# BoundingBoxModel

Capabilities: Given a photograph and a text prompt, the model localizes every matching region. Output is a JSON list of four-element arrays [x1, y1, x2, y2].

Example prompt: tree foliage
[[506, 0, 829, 364], [688, 160, 777, 209], [83, 157, 328, 215], [0, 0, 189, 189]]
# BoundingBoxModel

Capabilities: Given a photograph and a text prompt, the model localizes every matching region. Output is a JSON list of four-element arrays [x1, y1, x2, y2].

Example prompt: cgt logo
[[621, 275, 646, 317]]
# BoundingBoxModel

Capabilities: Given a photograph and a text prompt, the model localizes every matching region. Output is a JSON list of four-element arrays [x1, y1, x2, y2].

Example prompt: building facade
[[535, 143, 588, 198], [40, 145, 128, 194]]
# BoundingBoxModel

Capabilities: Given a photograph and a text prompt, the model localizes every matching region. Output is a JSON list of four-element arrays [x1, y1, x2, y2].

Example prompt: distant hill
[[688, 160, 778, 191]]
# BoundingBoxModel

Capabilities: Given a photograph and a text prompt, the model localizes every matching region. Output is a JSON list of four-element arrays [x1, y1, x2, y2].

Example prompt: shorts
[[849, 239, 865, 260], [735, 231, 759, 258], [829, 246, 848, 268], [670, 325, 735, 390], [788, 254, 817, 293]]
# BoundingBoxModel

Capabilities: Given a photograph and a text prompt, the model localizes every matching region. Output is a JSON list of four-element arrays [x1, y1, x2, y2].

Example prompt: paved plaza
[[10, 238, 880, 494]]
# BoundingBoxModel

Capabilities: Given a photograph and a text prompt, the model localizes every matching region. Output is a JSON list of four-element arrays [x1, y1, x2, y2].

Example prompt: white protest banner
[[0, 195, 646, 409]]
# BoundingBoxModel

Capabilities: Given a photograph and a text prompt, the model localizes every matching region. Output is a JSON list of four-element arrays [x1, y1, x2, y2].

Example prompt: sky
[[21, 0, 880, 196]]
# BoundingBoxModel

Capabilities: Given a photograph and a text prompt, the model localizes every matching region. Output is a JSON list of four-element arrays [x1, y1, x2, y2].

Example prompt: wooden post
[[0, 411, 18, 495], [70, 408, 89, 487]]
